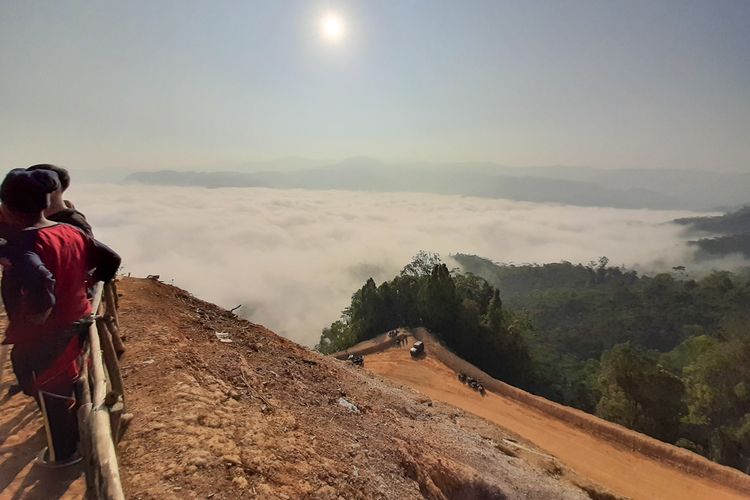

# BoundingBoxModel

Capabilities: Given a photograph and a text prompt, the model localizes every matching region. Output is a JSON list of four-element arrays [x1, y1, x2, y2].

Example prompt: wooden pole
[[102, 323, 123, 388], [104, 316, 126, 357], [97, 317, 125, 442], [85, 283, 125, 500], [104, 283, 120, 330], [76, 349, 96, 497], [111, 280, 120, 309], [104, 282, 125, 355], [90, 285, 106, 406], [97, 318, 124, 398]]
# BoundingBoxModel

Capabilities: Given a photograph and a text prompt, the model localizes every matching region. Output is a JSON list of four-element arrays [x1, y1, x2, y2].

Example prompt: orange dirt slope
[[366, 345, 749, 500], [113, 277, 599, 499], [3, 278, 601, 499]]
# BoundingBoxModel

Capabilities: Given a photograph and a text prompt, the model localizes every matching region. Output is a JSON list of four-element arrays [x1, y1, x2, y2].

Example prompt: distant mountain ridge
[[675, 206, 750, 258], [123, 159, 750, 210], [675, 206, 750, 235], [126, 167, 680, 209]]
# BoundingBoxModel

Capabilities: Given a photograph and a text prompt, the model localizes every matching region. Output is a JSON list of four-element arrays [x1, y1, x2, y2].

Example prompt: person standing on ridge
[[26, 164, 93, 237], [0, 168, 120, 465]]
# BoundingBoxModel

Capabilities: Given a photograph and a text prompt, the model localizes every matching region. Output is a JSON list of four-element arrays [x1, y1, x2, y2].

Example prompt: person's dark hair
[[27, 164, 70, 191], [0, 168, 60, 214]]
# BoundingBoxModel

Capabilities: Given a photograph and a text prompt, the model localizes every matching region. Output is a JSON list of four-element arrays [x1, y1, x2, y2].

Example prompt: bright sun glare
[[321, 13, 344, 42]]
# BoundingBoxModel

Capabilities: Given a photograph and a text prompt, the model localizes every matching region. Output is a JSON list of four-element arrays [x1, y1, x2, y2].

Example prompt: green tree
[[390, 274, 422, 326], [484, 289, 504, 332], [316, 320, 356, 355], [597, 343, 685, 442], [683, 325, 750, 469], [454, 272, 494, 315], [418, 264, 459, 339], [349, 278, 387, 341], [401, 251, 442, 278]]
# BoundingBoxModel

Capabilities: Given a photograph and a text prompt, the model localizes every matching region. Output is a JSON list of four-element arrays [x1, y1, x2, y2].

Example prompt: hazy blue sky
[[1, 0, 749, 172]]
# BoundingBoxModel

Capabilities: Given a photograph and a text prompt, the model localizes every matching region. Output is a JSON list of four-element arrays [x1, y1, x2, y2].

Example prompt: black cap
[[0, 168, 61, 213], [27, 164, 70, 191]]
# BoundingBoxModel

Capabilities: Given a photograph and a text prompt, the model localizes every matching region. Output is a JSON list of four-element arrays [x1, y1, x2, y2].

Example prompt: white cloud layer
[[68, 185, 726, 346]]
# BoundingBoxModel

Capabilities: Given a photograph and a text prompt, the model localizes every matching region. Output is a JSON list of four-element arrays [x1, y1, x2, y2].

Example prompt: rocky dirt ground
[[114, 277, 605, 499]]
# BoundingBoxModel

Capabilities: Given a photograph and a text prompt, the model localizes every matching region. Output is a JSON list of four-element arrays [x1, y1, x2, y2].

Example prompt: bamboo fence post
[[111, 280, 120, 309], [76, 348, 96, 496], [104, 316, 126, 357], [97, 316, 125, 442], [104, 282, 125, 355], [84, 283, 125, 500], [104, 283, 120, 329], [97, 318, 124, 399]]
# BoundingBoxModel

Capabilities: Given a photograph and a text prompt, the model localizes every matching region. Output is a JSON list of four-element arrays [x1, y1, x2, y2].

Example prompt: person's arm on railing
[[87, 237, 121, 284]]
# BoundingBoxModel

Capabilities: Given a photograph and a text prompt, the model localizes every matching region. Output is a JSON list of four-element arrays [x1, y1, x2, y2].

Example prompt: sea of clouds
[[68, 184, 723, 346]]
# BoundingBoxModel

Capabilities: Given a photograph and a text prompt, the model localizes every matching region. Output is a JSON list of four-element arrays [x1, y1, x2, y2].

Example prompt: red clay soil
[[111, 277, 602, 499], [365, 343, 750, 500]]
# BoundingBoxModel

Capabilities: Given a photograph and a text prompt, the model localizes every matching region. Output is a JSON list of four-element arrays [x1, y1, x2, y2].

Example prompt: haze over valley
[[69, 184, 743, 346]]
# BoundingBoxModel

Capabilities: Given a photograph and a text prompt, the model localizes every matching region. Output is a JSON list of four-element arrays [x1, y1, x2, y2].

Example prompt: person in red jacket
[[0, 168, 120, 465]]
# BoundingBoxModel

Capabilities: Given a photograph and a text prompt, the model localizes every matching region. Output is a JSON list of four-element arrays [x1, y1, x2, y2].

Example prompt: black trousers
[[38, 386, 79, 461], [10, 322, 90, 462]]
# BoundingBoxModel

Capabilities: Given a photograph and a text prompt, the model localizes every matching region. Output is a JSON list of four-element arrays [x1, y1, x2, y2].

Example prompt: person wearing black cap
[[0, 168, 120, 466], [26, 164, 93, 237]]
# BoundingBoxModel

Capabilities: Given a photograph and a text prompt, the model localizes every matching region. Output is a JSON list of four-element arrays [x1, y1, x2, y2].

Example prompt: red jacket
[[2, 223, 120, 393]]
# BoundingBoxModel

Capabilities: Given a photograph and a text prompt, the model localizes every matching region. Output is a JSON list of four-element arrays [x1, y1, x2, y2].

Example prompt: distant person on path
[[0, 168, 120, 465], [26, 164, 93, 237]]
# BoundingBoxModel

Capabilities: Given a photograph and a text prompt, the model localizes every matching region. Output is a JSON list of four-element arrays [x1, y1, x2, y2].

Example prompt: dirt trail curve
[[364, 337, 750, 500]]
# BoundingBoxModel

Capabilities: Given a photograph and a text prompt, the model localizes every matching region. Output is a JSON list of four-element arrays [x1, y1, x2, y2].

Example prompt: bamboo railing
[[77, 281, 126, 500]]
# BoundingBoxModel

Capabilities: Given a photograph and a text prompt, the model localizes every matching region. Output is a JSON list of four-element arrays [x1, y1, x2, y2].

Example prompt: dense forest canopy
[[319, 252, 750, 473], [675, 206, 750, 259], [675, 206, 750, 235], [690, 233, 750, 259], [317, 251, 532, 387]]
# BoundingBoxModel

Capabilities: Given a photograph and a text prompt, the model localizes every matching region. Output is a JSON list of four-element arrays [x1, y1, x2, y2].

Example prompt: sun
[[321, 13, 344, 42]]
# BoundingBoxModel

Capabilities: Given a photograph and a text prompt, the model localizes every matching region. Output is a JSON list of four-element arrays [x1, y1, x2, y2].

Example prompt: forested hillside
[[675, 206, 750, 235], [317, 252, 533, 387], [676, 206, 750, 258], [319, 252, 750, 473]]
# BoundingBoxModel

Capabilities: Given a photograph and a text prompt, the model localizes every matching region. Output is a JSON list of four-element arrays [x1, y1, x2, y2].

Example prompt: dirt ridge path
[[365, 342, 749, 500]]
